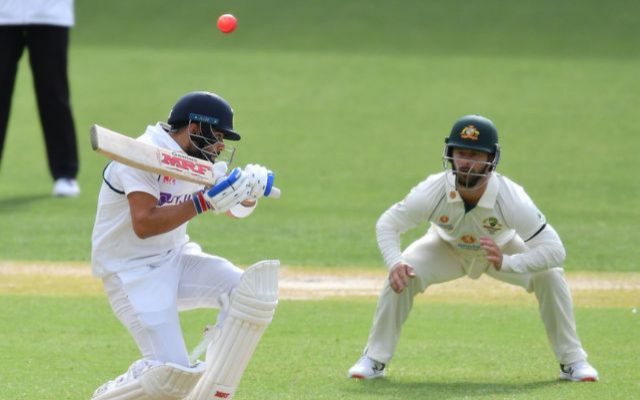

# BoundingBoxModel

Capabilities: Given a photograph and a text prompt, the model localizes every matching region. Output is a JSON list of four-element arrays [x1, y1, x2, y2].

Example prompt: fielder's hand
[[480, 236, 503, 270], [389, 262, 416, 294]]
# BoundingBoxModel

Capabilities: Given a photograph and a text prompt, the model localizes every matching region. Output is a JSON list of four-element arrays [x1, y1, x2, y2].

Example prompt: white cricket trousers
[[364, 229, 588, 365], [102, 242, 242, 368]]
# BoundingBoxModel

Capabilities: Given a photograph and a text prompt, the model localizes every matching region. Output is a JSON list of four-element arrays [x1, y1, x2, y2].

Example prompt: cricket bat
[[90, 124, 280, 198]]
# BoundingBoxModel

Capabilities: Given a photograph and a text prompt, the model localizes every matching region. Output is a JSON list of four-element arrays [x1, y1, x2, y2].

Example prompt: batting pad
[[186, 259, 279, 400], [92, 362, 206, 400]]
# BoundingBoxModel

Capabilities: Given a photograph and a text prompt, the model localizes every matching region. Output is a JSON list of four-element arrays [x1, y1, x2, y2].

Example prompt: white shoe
[[559, 361, 599, 382], [52, 178, 80, 197], [92, 359, 157, 398], [348, 355, 386, 379]]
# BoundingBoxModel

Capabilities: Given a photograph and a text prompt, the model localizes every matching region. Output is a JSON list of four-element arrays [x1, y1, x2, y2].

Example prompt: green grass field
[[1, 288, 639, 400], [0, 0, 639, 399]]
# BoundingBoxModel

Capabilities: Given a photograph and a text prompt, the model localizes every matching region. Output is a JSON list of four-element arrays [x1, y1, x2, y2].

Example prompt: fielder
[[348, 115, 598, 382], [90, 91, 279, 400]]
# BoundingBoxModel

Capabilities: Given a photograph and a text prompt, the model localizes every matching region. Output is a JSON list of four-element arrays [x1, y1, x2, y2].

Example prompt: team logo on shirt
[[439, 215, 449, 223], [482, 216, 503, 234], [460, 125, 480, 141]]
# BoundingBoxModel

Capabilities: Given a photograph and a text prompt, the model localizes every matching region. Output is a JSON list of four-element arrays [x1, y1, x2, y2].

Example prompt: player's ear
[[171, 125, 194, 144], [187, 122, 199, 134]]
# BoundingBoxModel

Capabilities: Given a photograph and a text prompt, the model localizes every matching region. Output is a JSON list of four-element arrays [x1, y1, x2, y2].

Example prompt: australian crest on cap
[[460, 125, 480, 141]]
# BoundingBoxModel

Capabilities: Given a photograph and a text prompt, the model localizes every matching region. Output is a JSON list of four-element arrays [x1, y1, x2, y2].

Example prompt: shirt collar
[[476, 173, 499, 208], [445, 171, 463, 203], [142, 122, 183, 152], [444, 171, 498, 208]]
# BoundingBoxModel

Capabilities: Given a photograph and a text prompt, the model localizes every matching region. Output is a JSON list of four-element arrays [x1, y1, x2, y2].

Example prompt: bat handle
[[264, 172, 280, 199], [267, 187, 281, 199]]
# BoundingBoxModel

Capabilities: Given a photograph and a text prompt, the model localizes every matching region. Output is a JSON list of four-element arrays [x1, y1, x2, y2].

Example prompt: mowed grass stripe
[[1, 262, 638, 308]]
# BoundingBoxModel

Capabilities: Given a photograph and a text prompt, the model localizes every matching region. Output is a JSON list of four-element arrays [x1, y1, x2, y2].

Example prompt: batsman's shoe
[[92, 359, 155, 398], [559, 361, 599, 382], [53, 178, 80, 197], [348, 355, 386, 380]]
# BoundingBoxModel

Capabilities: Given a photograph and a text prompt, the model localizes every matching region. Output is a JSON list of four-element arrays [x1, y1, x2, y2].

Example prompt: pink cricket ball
[[217, 14, 237, 34]]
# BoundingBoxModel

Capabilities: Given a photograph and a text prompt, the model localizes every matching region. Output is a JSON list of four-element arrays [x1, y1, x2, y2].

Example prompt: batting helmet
[[168, 91, 241, 141], [443, 114, 501, 171]]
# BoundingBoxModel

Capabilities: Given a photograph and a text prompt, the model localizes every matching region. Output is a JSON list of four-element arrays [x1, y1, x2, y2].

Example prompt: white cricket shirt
[[91, 123, 203, 277], [0, 0, 74, 27], [377, 171, 563, 273]]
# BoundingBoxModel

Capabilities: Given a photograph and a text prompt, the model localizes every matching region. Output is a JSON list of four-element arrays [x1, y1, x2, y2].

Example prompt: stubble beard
[[456, 169, 481, 188]]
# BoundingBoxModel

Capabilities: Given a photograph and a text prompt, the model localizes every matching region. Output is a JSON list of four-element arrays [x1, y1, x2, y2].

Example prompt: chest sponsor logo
[[158, 192, 191, 206], [460, 234, 476, 244], [437, 215, 454, 230], [457, 234, 480, 250], [482, 216, 503, 234]]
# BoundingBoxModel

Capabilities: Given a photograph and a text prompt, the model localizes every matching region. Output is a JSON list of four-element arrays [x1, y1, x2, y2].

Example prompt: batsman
[[90, 91, 279, 400], [348, 115, 599, 382]]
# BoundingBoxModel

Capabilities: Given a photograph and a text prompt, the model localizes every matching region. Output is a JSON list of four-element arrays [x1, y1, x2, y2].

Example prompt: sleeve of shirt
[[112, 162, 160, 199], [501, 224, 566, 273], [502, 182, 547, 242], [376, 176, 441, 269]]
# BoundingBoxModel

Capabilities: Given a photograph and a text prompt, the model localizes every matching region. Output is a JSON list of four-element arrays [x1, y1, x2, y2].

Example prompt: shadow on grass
[[0, 193, 56, 212], [344, 378, 560, 399]]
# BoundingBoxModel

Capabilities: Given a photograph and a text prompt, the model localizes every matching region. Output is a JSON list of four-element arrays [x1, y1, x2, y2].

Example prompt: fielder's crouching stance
[[90, 91, 279, 399], [348, 115, 599, 382]]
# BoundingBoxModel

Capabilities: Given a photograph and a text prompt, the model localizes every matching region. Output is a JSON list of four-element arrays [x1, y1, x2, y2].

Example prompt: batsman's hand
[[244, 163, 276, 200], [389, 262, 416, 294], [212, 161, 229, 182], [201, 167, 251, 214]]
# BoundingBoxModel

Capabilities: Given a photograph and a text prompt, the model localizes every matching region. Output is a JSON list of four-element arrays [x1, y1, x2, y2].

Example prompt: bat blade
[[90, 124, 216, 186], [90, 124, 281, 198]]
